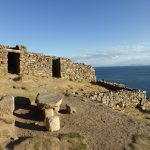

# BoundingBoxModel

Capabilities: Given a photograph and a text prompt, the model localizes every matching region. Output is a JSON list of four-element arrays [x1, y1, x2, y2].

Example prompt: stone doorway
[[52, 58, 61, 77], [8, 52, 20, 74]]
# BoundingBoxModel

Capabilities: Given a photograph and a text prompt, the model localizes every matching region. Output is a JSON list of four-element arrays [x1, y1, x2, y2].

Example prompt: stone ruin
[[0, 44, 150, 138], [89, 80, 150, 110], [0, 44, 96, 82]]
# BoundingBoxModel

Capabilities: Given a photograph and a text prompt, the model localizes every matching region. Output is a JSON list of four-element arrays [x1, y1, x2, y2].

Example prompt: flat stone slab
[[36, 92, 63, 110]]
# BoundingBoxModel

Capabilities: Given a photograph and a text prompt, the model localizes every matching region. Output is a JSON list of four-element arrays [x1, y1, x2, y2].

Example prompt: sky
[[0, 0, 150, 66]]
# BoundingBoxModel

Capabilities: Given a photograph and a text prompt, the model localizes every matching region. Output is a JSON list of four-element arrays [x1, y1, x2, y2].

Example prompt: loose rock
[[66, 104, 76, 114], [45, 116, 60, 132]]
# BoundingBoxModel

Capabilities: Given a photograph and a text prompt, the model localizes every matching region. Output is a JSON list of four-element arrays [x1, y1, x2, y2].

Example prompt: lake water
[[95, 66, 150, 97]]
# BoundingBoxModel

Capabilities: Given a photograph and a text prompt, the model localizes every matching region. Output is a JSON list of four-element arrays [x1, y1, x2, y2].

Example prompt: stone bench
[[36, 92, 63, 132]]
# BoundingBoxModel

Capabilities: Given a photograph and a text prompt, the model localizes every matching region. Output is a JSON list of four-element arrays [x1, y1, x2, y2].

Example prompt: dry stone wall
[[0, 44, 149, 111], [59, 58, 96, 82], [0, 46, 8, 73], [0, 44, 27, 74], [20, 52, 52, 77], [65, 78, 149, 110], [84, 80, 150, 110], [87, 90, 150, 110], [0, 44, 96, 81], [96, 80, 135, 91]]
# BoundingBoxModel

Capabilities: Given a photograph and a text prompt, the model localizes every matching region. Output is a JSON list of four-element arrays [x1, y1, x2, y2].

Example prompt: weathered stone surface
[[141, 98, 150, 110], [20, 52, 52, 77], [84, 90, 150, 110], [0, 96, 15, 137], [36, 92, 63, 131], [55, 57, 96, 82], [66, 104, 76, 114], [0, 48, 8, 73], [36, 92, 63, 110], [0, 96, 14, 115], [45, 116, 60, 132], [44, 108, 54, 117], [0, 44, 96, 81]]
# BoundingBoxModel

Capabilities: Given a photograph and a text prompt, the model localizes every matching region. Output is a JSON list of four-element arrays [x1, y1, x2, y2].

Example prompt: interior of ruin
[[52, 58, 61, 77], [8, 52, 20, 74]]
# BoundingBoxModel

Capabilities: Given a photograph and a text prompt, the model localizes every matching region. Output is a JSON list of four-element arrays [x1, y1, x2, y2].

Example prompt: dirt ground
[[0, 74, 150, 150]]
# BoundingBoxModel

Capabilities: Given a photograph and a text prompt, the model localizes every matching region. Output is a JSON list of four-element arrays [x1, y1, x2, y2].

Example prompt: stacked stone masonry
[[0, 45, 8, 73], [87, 90, 150, 110], [86, 80, 150, 110], [59, 58, 96, 82], [0, 44, 96, 81], [96, 80, 136, 91], [0, 44, 149, 110], [20, 52, 52, 77]]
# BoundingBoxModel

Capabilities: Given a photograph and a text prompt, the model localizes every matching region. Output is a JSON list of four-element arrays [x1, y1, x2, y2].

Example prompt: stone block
[[44, 108, 54, 118], [0, 96, 14, 116], [45, 116, 60, 132], [0, 96, 15, 137]]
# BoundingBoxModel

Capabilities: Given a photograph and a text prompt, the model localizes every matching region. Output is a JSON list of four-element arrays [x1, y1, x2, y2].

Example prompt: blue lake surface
[[95, 66, 150, 97]]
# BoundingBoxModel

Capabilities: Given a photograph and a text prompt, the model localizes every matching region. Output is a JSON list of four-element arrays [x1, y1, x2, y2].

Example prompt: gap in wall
[[52, 59, 61, 77], [8, 52, 20, 74]]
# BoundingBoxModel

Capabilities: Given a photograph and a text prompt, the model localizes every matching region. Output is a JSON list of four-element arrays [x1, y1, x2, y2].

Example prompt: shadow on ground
[[6, 137, 30, 150], [136, 105, 150, 115], [15, 121, 46, 131], [14, 96, 46, 131]]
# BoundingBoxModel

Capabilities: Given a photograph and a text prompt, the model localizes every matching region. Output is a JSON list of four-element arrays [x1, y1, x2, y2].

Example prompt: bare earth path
[[0, 74, 150, 150], [12, 95, 150, 150]]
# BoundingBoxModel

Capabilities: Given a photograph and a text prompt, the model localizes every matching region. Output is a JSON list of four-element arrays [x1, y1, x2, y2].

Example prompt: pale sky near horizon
[[0, 0, 150, 66]]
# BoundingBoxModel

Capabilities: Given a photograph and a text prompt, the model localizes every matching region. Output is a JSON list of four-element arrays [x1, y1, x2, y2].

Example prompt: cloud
[[71, 44, 150, 66]]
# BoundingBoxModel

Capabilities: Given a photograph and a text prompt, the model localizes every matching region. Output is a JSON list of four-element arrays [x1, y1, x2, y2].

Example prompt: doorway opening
[[8, 52, 20, 74], [52, 58, 61, 77]]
